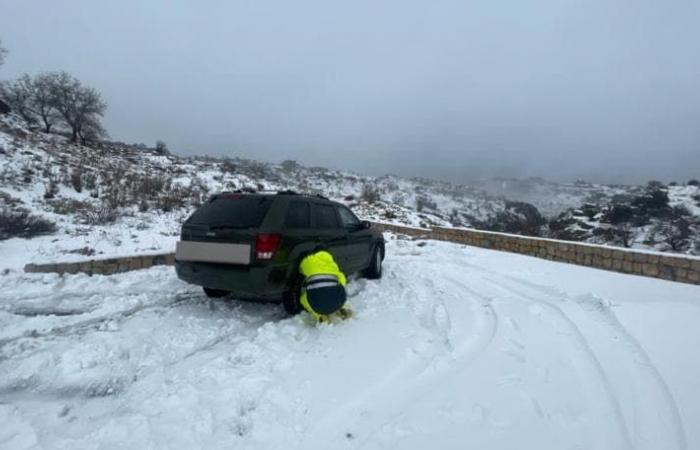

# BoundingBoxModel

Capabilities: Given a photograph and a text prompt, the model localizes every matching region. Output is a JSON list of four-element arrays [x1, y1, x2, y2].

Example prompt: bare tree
[[0, 75, 36, 124], [49, 71, 107, 142], [31, 72, 60, 133], [155, 140, 170, 155], [78, 114, 108, 143]]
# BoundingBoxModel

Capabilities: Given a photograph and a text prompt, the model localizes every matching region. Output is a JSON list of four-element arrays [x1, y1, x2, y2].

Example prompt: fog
[[2, 0, 699, 184]]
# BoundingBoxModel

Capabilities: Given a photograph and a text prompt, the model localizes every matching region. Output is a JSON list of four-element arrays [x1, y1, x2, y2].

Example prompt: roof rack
[[212, 189, 329, 199], [220, 188, 257, 194]]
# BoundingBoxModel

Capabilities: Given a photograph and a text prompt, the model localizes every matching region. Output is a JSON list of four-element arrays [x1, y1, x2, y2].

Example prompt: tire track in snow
[[346, 273, 499, 450], [482, 276, 635, 450], [497, 274, 687, 450], [297, 260, 497, 449], [0, 293, 284, 401], [437, 250, 679, 448], [0, 290, 200, 354]]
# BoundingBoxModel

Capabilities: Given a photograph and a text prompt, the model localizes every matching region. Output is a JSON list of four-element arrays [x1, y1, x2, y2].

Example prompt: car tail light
[[255, 233, 281, 260]]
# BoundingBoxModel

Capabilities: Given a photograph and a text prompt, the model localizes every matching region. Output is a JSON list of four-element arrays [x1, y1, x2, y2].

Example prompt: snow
[[0, 210, 184, 271], [4, 114, 700, 257], [1, 234, 699, 449]]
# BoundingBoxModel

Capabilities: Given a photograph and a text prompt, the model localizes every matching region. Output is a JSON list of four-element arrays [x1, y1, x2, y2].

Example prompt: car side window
[[285, 201, 310, 228], [313, 204, 340, 228], [337, 206, 361, 229]]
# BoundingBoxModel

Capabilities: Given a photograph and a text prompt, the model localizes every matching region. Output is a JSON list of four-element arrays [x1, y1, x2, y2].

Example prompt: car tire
[[203, 287, 229, 298], [282, 289, 303, 315], [363, 245, 383, 280]]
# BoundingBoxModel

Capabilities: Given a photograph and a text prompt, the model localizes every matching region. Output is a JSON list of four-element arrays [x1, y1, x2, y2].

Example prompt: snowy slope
[[1, 235, 698, 450], [3, 114, 700, 256]]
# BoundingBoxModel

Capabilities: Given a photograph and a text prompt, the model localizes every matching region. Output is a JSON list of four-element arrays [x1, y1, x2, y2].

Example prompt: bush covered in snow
[[546, 180, 700, 253], [361, 183, 381, 204], [0, 207, 56, 240], [479, 201, 546, 237]]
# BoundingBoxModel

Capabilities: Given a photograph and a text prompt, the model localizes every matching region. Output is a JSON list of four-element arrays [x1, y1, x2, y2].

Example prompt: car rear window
[[285, 201, 310, 228], [186, 195, 273, 228], [313, 204, 340, 228]]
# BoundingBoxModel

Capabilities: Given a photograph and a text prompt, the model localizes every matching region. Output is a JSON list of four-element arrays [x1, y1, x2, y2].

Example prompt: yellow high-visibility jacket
[[299, 250, 347, 319]]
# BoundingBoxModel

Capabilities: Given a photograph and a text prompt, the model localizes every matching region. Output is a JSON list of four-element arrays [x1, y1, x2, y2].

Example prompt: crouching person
[[299, 248, 352, 323]]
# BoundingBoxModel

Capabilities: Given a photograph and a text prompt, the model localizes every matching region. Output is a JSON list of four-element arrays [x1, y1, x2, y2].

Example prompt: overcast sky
[[1, 0, 699, 184]]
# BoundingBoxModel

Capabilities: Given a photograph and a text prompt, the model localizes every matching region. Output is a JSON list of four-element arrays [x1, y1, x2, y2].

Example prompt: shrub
[[221, 159, 237, 174], [0, 191, 22, 208], [67, 246, 96, 256], [47, 198, 91, 215], [77, 204, 118, 225], [70, 167, 84, 192], [245, 161, 273, 181], [43, 178, 59, 200], [448, 209, 463, 227], [580, 203, 600, 221], [361, 184, 381, 204], [481, 201, 545, 237], [593, 224, 633, 248], [155, 140, 170, 156], [83, 172, 97, 191], [0, 208, 57, 240], [663, 216, 692, 251], [416, 195, 437, 212], [688, 179, 699, 186], [281, 160, 299, 172], [155, 188, 188, 212], [631, 184, 670, 220], [130, 174, 169, 199], [548, 214, 590, 241], [646, 180, 666, 190], [102, 184, 127, 210], [602, 204, 634, 224]]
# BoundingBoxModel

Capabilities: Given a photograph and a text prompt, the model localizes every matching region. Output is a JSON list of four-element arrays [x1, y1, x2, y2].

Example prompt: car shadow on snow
[[189, 291, 289, 324]]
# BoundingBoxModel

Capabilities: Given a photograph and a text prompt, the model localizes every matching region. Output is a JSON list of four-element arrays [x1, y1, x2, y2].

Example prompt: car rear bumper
[[174, 260, 290, 302]]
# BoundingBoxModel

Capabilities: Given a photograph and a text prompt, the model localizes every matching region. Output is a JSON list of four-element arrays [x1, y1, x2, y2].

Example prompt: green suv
[[174, 191, 385, 314]]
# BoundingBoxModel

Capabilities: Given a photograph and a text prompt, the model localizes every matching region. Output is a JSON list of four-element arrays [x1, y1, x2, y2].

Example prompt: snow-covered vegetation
[[1, 111, 700, 267]]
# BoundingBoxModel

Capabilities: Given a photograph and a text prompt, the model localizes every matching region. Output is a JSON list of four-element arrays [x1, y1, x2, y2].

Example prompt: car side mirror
[[360, 220, 371, 230]]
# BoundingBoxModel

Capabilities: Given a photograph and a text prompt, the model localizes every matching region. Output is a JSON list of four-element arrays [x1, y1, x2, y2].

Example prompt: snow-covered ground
[[1, 234, 698, 450]]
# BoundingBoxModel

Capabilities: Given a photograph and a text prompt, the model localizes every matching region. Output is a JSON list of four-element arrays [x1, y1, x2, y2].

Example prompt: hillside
[[0, 113, 506, 268], [1, 113, 699, 267]]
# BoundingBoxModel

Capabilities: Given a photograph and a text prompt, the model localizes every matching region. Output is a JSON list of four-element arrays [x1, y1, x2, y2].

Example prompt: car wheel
[[363, 245, 383, 279], [282, 289, 303, 315], [203, 287, 229, 298]]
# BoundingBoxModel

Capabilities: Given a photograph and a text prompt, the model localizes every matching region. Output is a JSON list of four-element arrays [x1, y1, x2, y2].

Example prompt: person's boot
[[337, 307, 353, 320]]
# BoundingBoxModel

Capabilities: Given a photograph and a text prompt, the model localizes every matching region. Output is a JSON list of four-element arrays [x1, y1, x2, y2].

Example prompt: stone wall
[[24, 253, 175, 276], [22, 223, 700, 285], [372, 222, 700, 286]]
